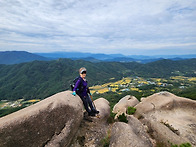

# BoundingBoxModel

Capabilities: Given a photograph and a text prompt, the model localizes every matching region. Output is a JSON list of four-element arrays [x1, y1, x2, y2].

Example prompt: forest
[[0, 58, 195, 101]]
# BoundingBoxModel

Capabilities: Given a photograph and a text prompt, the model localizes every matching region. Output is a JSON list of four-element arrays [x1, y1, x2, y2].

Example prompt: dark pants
[[79, 94, 96, 113]]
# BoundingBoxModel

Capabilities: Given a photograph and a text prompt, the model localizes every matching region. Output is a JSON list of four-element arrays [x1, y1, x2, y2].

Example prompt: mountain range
[[0, 51, 196, 64], [36, 51, 196, 63], [0, 51, 49, 64], [36, 51, 196, 60], [0, 57, 195, 101]]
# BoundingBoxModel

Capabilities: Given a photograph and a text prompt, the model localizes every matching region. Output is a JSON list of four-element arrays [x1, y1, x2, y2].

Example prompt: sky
[[0, 0, 196, 55]]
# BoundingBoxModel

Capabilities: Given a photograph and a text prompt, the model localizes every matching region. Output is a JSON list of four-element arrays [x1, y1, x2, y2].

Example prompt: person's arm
[[73, 78, 81, 92]]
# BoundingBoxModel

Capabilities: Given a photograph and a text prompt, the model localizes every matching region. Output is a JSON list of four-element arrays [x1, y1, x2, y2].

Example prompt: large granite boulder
[[110, 117, 153, 147], [93, 98, 110, 121], [134, 91, 196, 147], [0, 91, 84, 147], [70, 98, 111, 147], [113, 95, 139, 118]]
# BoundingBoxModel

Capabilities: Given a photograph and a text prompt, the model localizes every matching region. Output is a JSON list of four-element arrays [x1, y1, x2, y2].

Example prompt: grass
[[0, 106, 26, 117], [117, 113, 128, 123], [101, 129, 111, 147], [171, 142, 192, 147], [126, 106, 136, 115], [107, 111, 116, 124]]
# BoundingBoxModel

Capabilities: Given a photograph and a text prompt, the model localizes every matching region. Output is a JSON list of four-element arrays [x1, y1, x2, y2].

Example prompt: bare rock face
[[110, 117, 153, 147], [134, 91, 196, 147], [113, 95, 139, 118], [70, 98, 110, 147], [93, 98, 110, 121], [1, 91, 195, 147], [0, 91, 84, 147]]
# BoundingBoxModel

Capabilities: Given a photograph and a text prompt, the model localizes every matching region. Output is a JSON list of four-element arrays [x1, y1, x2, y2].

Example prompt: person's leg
[[80, 96, 91, 113], [86, 95, 99, 113]]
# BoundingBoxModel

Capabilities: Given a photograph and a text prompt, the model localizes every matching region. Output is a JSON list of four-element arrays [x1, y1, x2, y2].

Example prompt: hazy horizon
[[1, 50, 196, 57]]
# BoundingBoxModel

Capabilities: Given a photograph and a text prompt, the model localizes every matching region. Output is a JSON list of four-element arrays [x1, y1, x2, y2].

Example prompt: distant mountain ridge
[[36, 52, 125, 60], [0, 51, 50, 64], [0, 51, 196, 65], [36, 51, 196, 59], [36, 51, 196, 63]]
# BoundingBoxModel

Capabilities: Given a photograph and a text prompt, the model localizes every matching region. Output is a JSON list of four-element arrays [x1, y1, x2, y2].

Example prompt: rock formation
[[70, 98, 111, 147], [0, 91, 84, 147], [0, 91, 195, 147], [110, 116, 153, 147], [134, 91, 196, 147], [112, 95, 139, 118]]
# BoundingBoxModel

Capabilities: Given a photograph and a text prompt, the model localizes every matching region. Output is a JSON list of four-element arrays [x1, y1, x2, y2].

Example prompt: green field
[[91, 76, 196, 109], [0, 99, 40, 117]]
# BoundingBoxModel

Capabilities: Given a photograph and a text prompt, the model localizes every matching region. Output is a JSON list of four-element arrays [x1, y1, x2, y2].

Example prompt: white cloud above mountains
[[0, 0, 196, 55]]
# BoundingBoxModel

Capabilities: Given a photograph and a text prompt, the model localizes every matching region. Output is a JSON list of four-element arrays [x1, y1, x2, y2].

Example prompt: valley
[[91, 75, 196, 108], [0, 57, 195, 117], [1, 75, 195, 117], [0, 99, 40, 117]]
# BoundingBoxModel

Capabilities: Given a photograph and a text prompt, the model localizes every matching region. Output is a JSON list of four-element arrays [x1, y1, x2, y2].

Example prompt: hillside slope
[[0, 51, 49, 64], [0, 58, 195, 100]]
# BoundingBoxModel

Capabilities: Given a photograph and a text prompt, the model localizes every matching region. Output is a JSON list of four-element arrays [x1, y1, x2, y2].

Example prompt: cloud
[[0, 0, 196, 55]]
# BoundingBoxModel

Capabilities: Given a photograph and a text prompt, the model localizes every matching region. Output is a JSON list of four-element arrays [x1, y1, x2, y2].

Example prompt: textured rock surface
[[93, 98, 110, 121], [0, 91, 83, 147], [110, 120, 153, 147], [70, 98, 110, 147], [113, 95, 139, 118], [134, 91, 196, 146], [1, 91, 195, 147]]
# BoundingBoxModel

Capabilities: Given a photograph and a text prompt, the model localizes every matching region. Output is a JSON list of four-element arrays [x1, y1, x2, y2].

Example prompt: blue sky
[[0, 0, 196, 55]]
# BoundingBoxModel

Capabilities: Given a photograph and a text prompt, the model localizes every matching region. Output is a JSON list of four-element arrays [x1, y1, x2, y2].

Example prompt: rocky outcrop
[[113, 95, 139, 118], [0, 91, 84, 147], [110, 116, 153, 147], [134, 91, 196, 147], [0, 91, 195, 147], [70, 98, 111, 147], [93, 98, 110, 121]]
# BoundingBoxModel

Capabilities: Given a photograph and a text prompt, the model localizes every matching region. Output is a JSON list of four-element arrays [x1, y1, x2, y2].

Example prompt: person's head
[[79, 67, 87, 78]]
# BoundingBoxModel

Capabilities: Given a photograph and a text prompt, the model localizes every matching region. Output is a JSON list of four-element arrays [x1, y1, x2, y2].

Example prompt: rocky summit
[[0, 91, 84, 147], [0, 91, 195, 147]]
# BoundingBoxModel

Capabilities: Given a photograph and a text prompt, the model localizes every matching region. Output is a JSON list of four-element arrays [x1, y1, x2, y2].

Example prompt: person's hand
[[72, 91, 76, 96]]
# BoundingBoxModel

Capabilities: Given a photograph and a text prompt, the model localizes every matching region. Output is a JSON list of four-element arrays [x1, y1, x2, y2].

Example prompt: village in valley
[[0, 99, 40, 117], [89, 76, 196, 96], [1, 75, 195, 117], [0, 99, 40, 109]]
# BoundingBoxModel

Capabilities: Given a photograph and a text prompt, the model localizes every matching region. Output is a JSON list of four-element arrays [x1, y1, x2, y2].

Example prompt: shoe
[[88, 111, 96, 117], [93, 110, 99, 114]]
